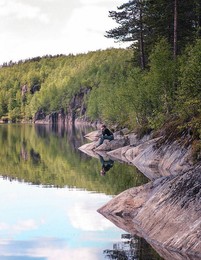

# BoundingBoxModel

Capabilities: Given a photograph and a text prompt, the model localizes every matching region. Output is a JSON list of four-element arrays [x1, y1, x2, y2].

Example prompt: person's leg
[[97, 135, 114, 147], [104, 135, 114, 142], [97, 135, 104, 146]]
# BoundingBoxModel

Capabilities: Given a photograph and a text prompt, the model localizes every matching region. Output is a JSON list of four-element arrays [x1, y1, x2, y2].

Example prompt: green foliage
[[0, 39, 200, 139], [143, 38, 176, 128], [106, 0, 200, 67], [176, 40, 201, 119], [0, 49, 131, 121]]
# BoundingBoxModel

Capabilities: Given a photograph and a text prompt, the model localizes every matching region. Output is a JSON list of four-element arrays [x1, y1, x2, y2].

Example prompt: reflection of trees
[[34, 124, 65, 138], [103, 234, 163, 260], [0, 124, 148, 193], [34, 124, 92, 151], [20, 140, 28, 161], [65, 124, 95, 152], [104, 249, 127, 260]]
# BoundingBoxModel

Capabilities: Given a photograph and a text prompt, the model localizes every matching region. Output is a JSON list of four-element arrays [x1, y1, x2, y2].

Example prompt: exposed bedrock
[[79, 129, 194, 180], [98, 168, 201, 259], [79, 129, 201, 259]]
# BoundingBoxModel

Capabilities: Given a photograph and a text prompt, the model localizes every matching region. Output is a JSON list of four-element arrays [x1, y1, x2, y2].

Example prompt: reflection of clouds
[[67, 192, 114, 231], [0, 219, 44, 237], [34, 246, 99, 260], [0, 223, 8, 230], [0, 238, 100, 260], [69, 202, 113, 231], [0, 180, 119, 259], [13, 219, 40, 232]]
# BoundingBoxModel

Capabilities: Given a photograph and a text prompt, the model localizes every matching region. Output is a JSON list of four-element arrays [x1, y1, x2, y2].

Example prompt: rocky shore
[[79, 129, 201, 260]]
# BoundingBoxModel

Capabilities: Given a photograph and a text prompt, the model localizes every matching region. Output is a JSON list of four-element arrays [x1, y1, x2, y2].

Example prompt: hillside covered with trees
[[0, 0, 201, 144]]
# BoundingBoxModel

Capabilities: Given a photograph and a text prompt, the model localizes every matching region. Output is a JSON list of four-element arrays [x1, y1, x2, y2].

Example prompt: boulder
[[98, 167, 201, 259], [108, 136, 193, 179], [84, 130, 100, 141], [95, 138, 129, 152], [78, 142, 99, 159], [107, 145, 131, 164]]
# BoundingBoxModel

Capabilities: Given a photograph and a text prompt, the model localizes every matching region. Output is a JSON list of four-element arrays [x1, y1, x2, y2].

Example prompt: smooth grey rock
[[98, 168, 201, 259]]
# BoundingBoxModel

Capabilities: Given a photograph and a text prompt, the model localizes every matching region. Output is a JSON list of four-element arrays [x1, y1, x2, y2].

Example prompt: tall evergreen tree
[[142, 0, 197, 55], [105, 0, 147, 69], [106, 0, 199, 62]]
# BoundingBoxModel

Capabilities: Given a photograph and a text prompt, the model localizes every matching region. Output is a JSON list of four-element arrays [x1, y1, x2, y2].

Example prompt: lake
[[0, 124, 163, 260]]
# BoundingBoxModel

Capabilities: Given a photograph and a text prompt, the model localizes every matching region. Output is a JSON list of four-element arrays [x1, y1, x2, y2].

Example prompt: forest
[[0, 0, 200, 142]]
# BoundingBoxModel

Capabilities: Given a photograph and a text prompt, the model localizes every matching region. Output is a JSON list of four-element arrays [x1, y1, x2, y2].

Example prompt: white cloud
[[62, 4, 120, 35], [0, 0, 130, 64], [39, 0, 55, 2], [79, 0, 124, 5], [0, 0, 49, 23], [61, 5, 128, 54], [80, 0, 103, 4]]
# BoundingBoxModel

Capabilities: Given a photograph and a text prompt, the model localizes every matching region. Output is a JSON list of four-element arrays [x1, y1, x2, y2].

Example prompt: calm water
[[0, 124, 163, 260]]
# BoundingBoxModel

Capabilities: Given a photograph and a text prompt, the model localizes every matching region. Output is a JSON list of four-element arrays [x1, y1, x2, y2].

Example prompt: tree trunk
[[139, 1, 145, 69], [198, 0, 201, 38], [173, 0, 178, 58]]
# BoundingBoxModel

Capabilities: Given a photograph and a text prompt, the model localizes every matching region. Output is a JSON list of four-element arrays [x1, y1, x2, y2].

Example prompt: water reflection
[[0, 178, 120, 260], [0, 124, 148, 193], [99, 155, 114, 176], [103, 233, 200, 260], [0, 124, 164, 259], [104, 234, 163, 260]]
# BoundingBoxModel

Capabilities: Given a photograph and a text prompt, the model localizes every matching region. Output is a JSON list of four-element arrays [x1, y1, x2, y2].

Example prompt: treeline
[[0, 48, 133, 122], [0, 0, 200, 143], [1, 54, 65, 68], [0, 43, 200, 138]]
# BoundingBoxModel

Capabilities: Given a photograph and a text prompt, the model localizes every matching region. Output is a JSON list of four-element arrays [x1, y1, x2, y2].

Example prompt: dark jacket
[[102, 128, 113, 136]]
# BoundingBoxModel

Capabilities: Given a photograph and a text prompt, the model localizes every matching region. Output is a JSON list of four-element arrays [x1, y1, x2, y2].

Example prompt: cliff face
[[34, 110, 66, 124], [34, 87, 91, 125], [67, 87, 91, 124]]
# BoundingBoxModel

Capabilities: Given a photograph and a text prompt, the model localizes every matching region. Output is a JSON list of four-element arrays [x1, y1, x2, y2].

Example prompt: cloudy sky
[[0, 0, 129, 65]]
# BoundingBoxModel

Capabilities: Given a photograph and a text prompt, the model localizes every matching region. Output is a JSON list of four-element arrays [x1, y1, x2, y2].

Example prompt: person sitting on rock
[[96, 124, 114, 148]]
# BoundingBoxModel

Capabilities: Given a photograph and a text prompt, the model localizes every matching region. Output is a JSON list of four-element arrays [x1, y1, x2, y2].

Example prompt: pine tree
[[105, 0, 147, 69], [106, 0, 199, 62]]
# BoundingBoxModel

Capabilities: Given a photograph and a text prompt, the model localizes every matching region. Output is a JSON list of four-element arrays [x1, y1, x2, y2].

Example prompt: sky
[[0, 0, 129, 65]]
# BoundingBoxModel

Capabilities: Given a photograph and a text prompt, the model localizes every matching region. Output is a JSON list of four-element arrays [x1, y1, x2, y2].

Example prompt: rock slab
[[98, 168, 201, 259]]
